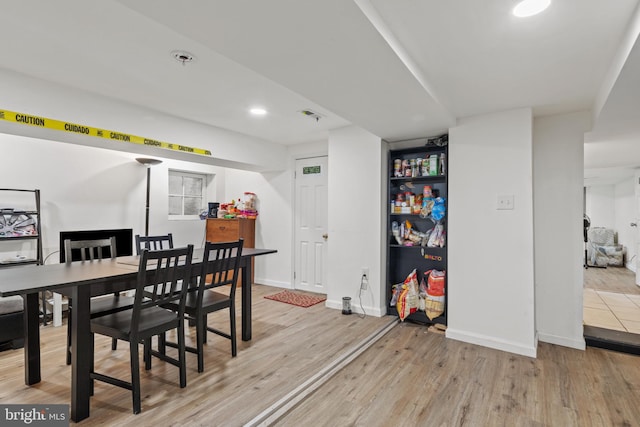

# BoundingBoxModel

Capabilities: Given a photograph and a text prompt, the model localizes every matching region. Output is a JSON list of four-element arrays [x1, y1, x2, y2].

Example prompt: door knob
[[322, 233, 328, 240]]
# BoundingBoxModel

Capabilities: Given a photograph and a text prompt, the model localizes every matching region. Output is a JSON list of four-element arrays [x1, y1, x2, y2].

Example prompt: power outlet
[[360, 267, 369, 290]]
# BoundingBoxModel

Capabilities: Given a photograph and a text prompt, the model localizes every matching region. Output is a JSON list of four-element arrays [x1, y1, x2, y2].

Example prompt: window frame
[[168, 169, 208, 220]]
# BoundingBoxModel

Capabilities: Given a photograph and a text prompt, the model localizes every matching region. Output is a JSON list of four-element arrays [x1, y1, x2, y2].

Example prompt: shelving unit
[[0, 189, 44, 330], [0, 189, 43, 267], [386, 142, 448, 326]]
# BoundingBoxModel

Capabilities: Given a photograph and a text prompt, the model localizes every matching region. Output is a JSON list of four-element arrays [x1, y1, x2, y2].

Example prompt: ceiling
[[0, 0, 639, 182]]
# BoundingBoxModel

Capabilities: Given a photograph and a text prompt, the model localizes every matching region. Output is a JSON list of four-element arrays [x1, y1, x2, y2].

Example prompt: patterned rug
[[264, 290, 326, 308]]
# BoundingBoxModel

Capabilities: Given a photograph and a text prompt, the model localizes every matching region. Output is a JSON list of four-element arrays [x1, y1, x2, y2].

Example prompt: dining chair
[[64, 237, 135, 365], [135, 233, 176, 353], [89, 245, 194, 414], [161, 239, 243, 372], [134, 233, 174, 254]]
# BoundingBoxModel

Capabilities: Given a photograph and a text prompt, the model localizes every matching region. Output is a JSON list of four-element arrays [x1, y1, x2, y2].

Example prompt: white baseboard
[[325, 298, 385, 317], [255, 278, 291, 289], [625, 262, 636, 273], [445, 328, 538, 358], [537, 332, 585, 350]]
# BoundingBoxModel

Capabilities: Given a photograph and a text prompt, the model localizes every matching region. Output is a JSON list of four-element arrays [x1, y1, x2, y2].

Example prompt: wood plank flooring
[[584, 266, 640, 295], [1, 285, 639, 426], [279, 322, 640, 427], [0, 285, 390, 425]]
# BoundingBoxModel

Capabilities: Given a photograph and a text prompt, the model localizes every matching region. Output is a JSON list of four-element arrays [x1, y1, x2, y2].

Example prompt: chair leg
[[158, 332, 166, 355], [229, 306, 237, 357], [66, 305, 72, 365], [196, 315, 205, 373], [177, 319, 187, 388], [202, 315, 208, 344], [144, 338, 151, 370], [111, 338, 118, 350], [90, 333, 95, 396], [130, 341, 141, 414]]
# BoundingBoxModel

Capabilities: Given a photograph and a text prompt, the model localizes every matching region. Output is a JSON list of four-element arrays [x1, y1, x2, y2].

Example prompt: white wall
[[448, 108, 537, 357], [585, 185, 616, 229], [222, 168, 293, 288], [533, 111, 590, 350], [326, 126, 386, 315]]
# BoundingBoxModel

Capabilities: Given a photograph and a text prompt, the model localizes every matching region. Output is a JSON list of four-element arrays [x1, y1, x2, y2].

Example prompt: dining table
[[0, 246, 277, 422]]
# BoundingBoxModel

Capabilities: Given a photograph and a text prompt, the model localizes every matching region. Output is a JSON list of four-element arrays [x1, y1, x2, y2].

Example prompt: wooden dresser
[[206, 218, 256, 285]]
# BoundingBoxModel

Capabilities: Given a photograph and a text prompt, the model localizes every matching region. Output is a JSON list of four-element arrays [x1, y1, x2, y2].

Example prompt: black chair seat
[[89, 295, 136, 318], [91, 306, 179, 341], [165, 290, 230, 315]]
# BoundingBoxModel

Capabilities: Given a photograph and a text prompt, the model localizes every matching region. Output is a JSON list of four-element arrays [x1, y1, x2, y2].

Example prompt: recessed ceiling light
[[250, 107, 267, 116], [513, 0, 550, 17]]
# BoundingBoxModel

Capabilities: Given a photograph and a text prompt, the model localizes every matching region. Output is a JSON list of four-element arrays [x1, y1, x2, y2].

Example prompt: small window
[[168, 170, 206, 219]]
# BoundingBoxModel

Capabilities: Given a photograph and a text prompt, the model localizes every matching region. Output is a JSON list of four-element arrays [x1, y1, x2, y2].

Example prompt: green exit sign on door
[[303, 166, 321, 174]]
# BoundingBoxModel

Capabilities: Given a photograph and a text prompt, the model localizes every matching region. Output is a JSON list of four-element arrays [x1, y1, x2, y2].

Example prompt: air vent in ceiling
[[299, 109, 323, 122]]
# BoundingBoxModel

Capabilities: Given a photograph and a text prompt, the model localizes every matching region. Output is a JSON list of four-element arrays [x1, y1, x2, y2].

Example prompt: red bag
[[425, 269, 445, 296], [424, 270, 445, 320]]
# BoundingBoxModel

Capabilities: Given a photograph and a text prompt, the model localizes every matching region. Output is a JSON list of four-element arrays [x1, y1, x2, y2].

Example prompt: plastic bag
[[427, 223, 445, 247], [396, 269, 419, 321], [431, 197, 446, 221], [424, 270, 446, 320]]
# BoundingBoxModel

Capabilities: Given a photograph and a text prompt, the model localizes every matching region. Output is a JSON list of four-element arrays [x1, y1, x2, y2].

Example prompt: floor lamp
[[136, 157, 162, 236]]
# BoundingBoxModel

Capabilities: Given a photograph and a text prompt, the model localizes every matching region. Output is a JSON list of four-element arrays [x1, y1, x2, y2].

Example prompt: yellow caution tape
[[0, 109, 212, 156]]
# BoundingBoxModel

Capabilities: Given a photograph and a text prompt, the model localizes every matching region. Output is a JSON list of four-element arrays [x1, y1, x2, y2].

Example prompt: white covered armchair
[[587, 227, 625, 267]]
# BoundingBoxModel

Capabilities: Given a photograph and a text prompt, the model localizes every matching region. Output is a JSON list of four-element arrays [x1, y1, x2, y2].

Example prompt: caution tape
[[0, 109, 212, 156]]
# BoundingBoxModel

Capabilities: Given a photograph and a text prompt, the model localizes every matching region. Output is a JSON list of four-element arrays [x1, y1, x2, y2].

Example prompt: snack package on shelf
[[424, 269, 446, 320], [427, 223, 445, 248], [391, 220, 433, 247], [418, 276, 428, 311], [431, 197, 446, 222], [395, 269, 419, 321]]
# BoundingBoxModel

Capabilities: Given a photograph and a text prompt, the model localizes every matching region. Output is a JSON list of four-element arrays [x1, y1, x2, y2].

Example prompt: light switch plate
[[497, 195, 514, 210]]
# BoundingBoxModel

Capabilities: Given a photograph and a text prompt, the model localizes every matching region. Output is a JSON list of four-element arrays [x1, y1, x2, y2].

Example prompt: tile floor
[[584, 288, 640, 333]]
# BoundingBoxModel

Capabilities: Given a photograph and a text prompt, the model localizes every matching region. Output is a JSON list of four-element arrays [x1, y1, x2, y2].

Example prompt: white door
[[294, 156, 328, 293]]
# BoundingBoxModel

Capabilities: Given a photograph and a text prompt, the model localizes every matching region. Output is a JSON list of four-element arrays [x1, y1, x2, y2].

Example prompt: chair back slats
[[135, 233, 174, 255], [132, 245, 193, 337], [198, 239, 243, 301], [64, 237, 117, 262]]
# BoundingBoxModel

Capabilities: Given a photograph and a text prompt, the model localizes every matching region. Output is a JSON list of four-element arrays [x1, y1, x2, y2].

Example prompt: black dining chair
[[135, 233, 174, 254], [161, 239, 243, 372], [135, 233, 176, 352], [89, 245, 194, 415], [64, 237, 135, 365]]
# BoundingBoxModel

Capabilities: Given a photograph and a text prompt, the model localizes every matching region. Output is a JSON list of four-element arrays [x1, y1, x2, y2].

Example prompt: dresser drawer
[[207, 219, 240, 242]]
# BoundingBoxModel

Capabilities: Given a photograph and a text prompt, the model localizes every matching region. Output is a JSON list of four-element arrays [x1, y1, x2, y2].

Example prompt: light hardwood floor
[[584, 266, 640, 295], [279, 322, 640, 426], [583, 266, 640, 333], [1, 284, 639, 426]]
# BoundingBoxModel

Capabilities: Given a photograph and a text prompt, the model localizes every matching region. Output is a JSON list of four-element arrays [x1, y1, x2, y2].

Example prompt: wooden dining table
[[0, 247, 276, 422]]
